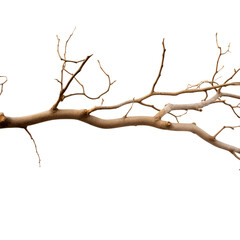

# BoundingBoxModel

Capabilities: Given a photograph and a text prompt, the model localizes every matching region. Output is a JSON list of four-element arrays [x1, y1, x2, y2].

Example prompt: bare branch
[[51, 54, 93, 110], [56, 28, 85, 64], [221, 92, 240, 100], [1, 110, 240, 161], [154, 82, 240, 96], [24, 127, 41, 167], [232, 152, 240, 160], [168, 110, 188, 123], [154, 93, 219, 121], [123, 98, 135, 118], [63, 60, 116, 102], [214, 125, 240, 139], [151, 38, 166, 93], [139, 102, 160, 112], [212, 33, 231, 84], [223, 68, 240, 84], [222, 101, 240, 118], [2, 32, 240, 164], [0, 76, 8, 96]]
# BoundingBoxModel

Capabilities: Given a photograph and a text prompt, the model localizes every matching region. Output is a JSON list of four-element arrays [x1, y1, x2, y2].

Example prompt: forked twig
[[2, 32, 240, 163], [56, 28, 84, 64], [214, 125, 240, 139]]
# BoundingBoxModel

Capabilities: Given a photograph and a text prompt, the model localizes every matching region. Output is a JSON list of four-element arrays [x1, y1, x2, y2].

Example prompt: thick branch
[[154, 92, 220, 120], [1, 110, 240, 160], [1, 32, 240, 162]]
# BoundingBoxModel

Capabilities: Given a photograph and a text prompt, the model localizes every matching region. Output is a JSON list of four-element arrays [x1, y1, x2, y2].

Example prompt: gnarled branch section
[[0, 110, 240, 160], [1, 31, 240, 164]]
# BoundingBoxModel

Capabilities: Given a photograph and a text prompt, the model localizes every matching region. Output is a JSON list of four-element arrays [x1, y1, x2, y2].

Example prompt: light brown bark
[[1, 32, 240, 164]]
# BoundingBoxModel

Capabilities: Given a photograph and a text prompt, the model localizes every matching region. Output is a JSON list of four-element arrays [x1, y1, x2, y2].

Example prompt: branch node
[[166, 121, 171, 127], [0, 112, 6, 123]]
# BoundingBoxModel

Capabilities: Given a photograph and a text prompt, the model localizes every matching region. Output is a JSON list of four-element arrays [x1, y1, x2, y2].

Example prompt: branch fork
[[1, 31, 240, 164]]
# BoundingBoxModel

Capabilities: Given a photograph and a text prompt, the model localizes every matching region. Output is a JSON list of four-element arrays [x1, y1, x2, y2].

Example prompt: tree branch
[[151, 38, 166, 93], [51, 54, 93, 111], [1, 31, 240, 163], [0, 76, 8, 96], [1, 110, 240, 160], [24, 127, 41, 167]]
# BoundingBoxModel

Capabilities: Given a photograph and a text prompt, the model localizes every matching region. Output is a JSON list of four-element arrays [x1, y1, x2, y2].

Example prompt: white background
[[1, 0, 240, 239]]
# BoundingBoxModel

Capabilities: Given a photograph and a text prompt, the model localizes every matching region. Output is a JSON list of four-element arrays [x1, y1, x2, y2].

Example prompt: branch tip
[[151, 38, 166, 93]]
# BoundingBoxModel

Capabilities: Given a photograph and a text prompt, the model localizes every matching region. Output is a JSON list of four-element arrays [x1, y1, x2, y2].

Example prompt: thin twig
[[0, 76, 8, 96], [212, 33, 231, 84], [51, 54, 93, 110], [123, 98, 135, 118], [168, 110, 188, 123], [56, 28, 85, 64], [232, 151, 240, 160], [24, 127, 41, 167], [151, 38, 166, 93], [222, 101, 240, 118], [139, 102, 160, 111], [63, 60, 116, 102]]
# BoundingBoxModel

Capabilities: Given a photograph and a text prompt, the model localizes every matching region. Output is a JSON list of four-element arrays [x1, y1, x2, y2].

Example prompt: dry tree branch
[[212, 33, 231, 84], [62, 60, 116, 101], [1, 31, 240, 164], [222, 101, 240, 118], [168, 110, 188, 123], [56, 28, 85, 64], [232, 152, 240, 160], [151, 39, 166, 93], [51, 54, 93, 111], [214, 125, 240, 139], [24, 127, 41, 167], [123, 98, 135, 119], [0, 76, 8, 96], [53, 30, 116, 111], [56, 29, 85, 90]]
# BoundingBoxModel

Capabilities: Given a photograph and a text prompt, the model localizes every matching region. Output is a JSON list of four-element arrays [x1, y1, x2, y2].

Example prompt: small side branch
[[24, 127, 41, 167], [232, 152, 240, 160], [51, 54, 93, 110], [212, 33, 230, 84], [0, 76, 8, 96], [168, 110, 188, 123], [2, 33, 240, 164], [214, 125, 240, 139], [63, 60, 116, 101], [222, 101, 240, 118], [123, 98, 135, 118], [56, 28, 85, 64], [151, 38, 166, 93]]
